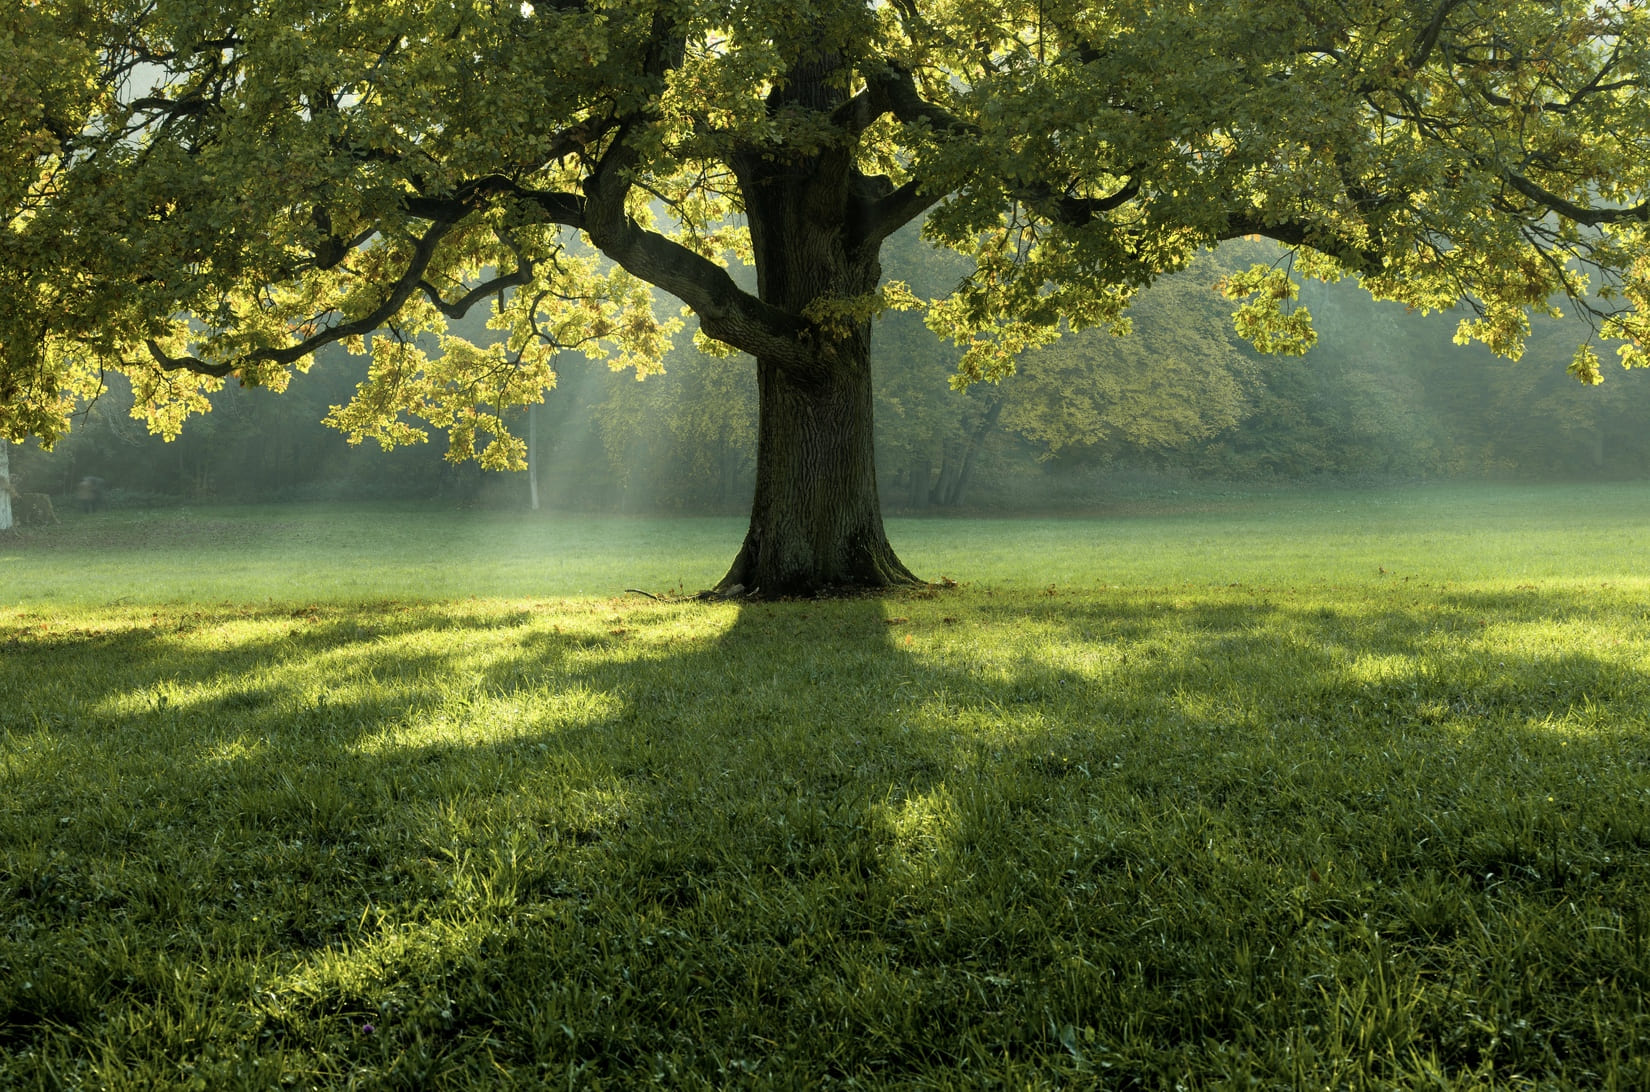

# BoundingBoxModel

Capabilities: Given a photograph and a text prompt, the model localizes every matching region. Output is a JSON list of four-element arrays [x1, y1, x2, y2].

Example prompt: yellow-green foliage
[[4, 0, 1647, 462]]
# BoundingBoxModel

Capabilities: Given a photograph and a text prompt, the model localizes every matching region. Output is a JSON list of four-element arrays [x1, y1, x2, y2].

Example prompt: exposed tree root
[[623, 585, 758, 603], [625, 578, 958, 604]]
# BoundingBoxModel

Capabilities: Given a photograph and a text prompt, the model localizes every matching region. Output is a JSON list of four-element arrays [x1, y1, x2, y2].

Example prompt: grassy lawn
[[3, 483, 1649, 1087]]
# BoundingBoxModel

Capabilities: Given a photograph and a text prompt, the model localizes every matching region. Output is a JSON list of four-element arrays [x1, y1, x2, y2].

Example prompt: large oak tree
[[4, 0, 1648, 593]]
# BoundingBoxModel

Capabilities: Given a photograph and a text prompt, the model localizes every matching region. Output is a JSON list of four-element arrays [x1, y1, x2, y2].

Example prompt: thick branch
[[590, 213, 810, 358], [577, 115, 807, 361], [1220, 214, 1384, 274], [1406, 0, 1467, 71], [849, 61, 1145, 246], [1037, 177, 1143, 228], [1501, 171, 1650, 226], [855, 177, 943, 254], [402, 165, 797, 361], [870, 61, 971, 136], [830, 85, 881, 138]]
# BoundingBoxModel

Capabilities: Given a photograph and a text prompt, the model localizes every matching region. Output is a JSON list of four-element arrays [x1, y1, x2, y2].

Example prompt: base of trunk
[[716, 520, 921, 598]]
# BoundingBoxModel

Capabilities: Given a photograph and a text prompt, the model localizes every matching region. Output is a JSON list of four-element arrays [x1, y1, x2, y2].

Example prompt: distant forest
[[11, 237, 1649, 514]]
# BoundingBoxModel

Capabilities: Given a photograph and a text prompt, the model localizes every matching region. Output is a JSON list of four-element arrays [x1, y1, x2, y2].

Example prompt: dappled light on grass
[[1341, 651, 1418, 688], [5, 491, 1650, 1084], [201, 735, 268, 768]]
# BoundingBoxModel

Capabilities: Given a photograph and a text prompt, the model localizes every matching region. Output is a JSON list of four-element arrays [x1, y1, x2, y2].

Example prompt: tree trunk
[[526, 401, 541, 511], [691, 46, 934, 596], [0, 441, 12, 531], [717, 340, 919, 595], [941, 397, 1005, 507], [934, 443, 962, 507], [909, 454, 932, 510]]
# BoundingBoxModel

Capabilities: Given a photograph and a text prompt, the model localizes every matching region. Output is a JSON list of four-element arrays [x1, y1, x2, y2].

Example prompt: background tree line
[[9, 234, 1648, 515]]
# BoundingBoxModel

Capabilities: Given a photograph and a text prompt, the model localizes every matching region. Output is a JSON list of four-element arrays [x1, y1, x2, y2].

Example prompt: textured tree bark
[[716, 340, 919, 595]]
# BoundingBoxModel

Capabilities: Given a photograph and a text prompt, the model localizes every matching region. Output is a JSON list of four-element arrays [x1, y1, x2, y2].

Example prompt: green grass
[[3, 483, 1650, 1088]]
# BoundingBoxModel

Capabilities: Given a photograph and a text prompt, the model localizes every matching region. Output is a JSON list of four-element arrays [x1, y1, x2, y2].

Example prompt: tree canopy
[[4, 0, 1648, 589]]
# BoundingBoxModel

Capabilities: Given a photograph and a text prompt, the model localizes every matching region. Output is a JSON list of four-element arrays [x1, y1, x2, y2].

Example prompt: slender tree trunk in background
[[933, 445, 960, 506], [713, 426, 745, 510], [909, 455, 932, 510], [941, 398, 1004, 507], [527, 401, 540, 511], [0, 441, 12, 531]]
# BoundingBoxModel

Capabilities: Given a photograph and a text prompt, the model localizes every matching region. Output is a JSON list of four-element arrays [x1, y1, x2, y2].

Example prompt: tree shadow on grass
[[2, 587, 1649, 1085]]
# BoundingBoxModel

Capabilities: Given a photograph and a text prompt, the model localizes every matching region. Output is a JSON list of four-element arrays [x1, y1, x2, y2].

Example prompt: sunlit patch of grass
[[4, 487, 1650, 1085]]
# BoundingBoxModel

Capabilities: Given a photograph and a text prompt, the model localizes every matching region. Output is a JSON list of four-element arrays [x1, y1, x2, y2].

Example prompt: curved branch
[[1038, 177, 1142, 227], [870, 61, 972, 136], [417, 225, 538, 319], [1502, 170, 1650, 226], [1219, 214, 1384, 275], [589, 213, 810, 358], [855, 176, 944, 255], [401, 165, 799, 362], [573, 115, 809, 360], [145, 219, 459, 378], [417, 264, 534, 320]]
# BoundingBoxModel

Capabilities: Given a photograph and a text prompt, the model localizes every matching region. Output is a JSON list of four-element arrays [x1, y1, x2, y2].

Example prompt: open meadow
[[3, 483, 1650, 1088]]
